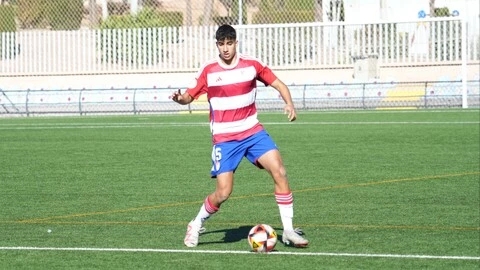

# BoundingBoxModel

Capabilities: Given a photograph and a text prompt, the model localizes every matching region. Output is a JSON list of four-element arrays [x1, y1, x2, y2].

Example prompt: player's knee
[[271, 166, 288, 181], [215, 190, 231, 203]]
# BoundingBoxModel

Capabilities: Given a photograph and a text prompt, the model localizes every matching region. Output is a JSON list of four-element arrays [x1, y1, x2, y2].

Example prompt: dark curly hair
[[215, 24, 236, 41]]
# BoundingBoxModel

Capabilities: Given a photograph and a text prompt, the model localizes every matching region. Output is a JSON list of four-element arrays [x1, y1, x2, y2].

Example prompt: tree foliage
[[46, 0, 83, 30], [98, 8, 183, 65], [100, 8, 182, 29], [0, 4, 17, 60], [18, 0, 46, 28], [433, 7, 450, 17], [0, 4, 16, 32], [253, 0, 315, 24], [252, 0, 344, 24], [17, 0, 83, 30]]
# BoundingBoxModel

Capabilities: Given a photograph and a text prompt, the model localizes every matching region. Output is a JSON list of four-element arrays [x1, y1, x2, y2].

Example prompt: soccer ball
[[247, 224, 277, 252]]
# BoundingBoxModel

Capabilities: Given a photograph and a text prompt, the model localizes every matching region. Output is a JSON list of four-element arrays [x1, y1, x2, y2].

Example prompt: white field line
[[0, 121, 479, 130], [1, 109, 478, 120], [0, 246, 479, 260]]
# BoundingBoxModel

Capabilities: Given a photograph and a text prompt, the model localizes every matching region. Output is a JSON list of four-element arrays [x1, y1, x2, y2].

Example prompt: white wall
[[1, 64, 478, 91]]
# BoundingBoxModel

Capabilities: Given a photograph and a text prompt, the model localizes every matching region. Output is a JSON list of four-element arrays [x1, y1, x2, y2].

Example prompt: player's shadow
[[198, 225, 284, 246], [198, 225, 252, 245]]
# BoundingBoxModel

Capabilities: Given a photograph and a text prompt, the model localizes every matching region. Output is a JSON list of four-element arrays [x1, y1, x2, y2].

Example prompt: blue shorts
[[210, 130, 278, 178]]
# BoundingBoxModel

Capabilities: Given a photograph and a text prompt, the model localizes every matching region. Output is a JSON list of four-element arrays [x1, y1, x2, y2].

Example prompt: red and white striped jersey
[[186, 54, 277, 144]]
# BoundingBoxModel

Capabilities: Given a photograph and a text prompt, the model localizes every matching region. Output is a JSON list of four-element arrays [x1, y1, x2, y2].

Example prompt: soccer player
[[170, 24, 309, 248]]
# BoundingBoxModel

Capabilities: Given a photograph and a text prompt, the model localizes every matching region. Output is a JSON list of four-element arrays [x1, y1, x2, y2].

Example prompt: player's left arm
[[270, 78, 297, 122], [256, 63, 297, 122]]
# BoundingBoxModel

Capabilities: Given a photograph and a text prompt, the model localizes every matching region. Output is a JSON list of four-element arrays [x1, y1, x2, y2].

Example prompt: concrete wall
[[1, 64, 479, 91]]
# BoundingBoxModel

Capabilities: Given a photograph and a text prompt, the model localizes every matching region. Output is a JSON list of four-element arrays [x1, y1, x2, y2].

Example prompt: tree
[[202, 0, 214, 25], [429, 0, 435, 17], [314, 0, 322, 22], [18, 0, 83, 30], [218, 0, 233, 10], [186, 0, 192, 25], [0, 3, 17, 59], [379, 0, 387, 20], [46, 0, 83, 30], [18, 0, 46, 29], [89, 0, 98, 28]]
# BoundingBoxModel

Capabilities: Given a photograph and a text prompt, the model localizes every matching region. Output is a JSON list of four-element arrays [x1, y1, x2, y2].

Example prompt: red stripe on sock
[[275, 192, 293, 205], [204, 197, 219, 214]]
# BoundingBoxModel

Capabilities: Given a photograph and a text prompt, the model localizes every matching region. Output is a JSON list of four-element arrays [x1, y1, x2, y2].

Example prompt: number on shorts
[[212, 146, 222, 162]]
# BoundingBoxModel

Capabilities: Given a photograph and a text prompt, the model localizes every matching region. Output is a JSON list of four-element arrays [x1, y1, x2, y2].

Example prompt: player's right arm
[[170, 89, 194, 105], [170, 67, 208, 105]]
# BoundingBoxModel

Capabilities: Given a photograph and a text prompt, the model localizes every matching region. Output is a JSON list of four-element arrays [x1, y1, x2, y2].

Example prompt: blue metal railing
[[1, 80, 478, 116]]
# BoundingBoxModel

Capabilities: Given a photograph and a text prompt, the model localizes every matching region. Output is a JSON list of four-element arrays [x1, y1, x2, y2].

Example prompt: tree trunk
[[202, 0, 214, 26], [314, 0, 323, 22], [429, 0, 435, 17], [186, 0, 192, 26], [379, 0, 386, 20], [89, 0, 97, 28]]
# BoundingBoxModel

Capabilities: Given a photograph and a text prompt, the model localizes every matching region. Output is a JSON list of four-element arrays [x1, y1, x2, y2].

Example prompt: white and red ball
[[247, 224, 277, 252]]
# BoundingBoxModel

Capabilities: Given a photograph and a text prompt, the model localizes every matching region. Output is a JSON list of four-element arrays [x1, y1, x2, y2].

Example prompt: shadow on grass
[[198, 225, 285, 246], [198, 225, 251, 245]]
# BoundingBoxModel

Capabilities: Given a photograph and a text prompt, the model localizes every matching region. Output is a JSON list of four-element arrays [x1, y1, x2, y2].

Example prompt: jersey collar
[[217, 54, 239, 69]]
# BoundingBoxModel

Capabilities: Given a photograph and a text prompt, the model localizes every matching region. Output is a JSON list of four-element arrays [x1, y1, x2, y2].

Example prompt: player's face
[[216, 38, 237, 64]]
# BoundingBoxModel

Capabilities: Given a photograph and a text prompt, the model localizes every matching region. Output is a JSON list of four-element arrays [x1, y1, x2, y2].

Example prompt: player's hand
[[169, 89, 182, 103], [284, 104, 296, 122]]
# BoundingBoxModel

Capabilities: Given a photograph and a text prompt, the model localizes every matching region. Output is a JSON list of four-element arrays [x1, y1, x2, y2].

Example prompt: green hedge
[[18, 0, 45, 28], [0, 5, 16, 32], [258, 0, 314, 11], [253, 10, 314, 24], [98, 8, 183, 65], [18, 0, 83, 30], [46, 0, 83, 30], [434, 7, 450, 17], [100, 9, 182, 29]]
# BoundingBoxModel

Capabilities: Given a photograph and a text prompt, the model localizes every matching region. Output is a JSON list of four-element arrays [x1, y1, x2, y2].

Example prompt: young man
[[170, 24, 309, 248]]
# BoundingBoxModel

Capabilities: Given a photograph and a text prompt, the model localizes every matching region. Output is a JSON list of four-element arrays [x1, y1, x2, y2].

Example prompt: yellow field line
[[227, 171, 480, 200], [14, 171, 480, 224], [16, 201, 205, 223], [3, 220, 479, 232]]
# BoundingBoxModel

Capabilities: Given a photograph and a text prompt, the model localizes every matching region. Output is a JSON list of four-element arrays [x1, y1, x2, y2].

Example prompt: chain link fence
[[1, 80, 479, 116], [1, 0, 475, 29], [0, 1, 479, 111], [1, 1, 478, 66], [0, 0, 329, 30]]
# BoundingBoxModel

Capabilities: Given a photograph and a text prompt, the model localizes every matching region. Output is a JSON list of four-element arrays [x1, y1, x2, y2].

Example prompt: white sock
[[193, 197, 219, 225], [275, 192, 294, 231]]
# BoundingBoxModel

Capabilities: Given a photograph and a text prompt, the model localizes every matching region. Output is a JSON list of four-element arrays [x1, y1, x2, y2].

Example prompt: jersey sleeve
[[185, 69, 208, 99], [255, 61, 277, 86]]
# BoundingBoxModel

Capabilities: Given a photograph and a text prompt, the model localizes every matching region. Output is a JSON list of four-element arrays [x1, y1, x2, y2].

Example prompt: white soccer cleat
[[184, 220, 205, 247], [282, 229, 309, 248]]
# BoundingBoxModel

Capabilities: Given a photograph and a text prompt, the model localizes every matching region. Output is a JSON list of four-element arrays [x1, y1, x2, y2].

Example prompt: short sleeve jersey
[[186, 54, 277, 144]]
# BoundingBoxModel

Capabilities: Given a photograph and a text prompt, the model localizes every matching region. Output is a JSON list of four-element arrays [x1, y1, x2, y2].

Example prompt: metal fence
[[1, 0, 479, 75], [1, 18, 479, 75], [0, 0, 361, 29], [1, 80, 478, 116]]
